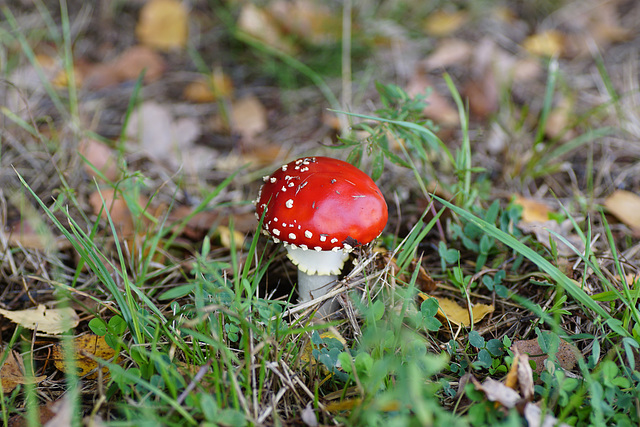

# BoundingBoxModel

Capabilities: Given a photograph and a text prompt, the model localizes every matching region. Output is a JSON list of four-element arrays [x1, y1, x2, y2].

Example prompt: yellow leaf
[[136, 0, 188, 50], [53, 334, 118, 379], [217, 226, 246, 249], [523, 30, 565, 57], [0, 305, 79, 335], [300, 331, 346, 365], [513, 195, 553, 223], [604, 190, 640, 232], [418, 294, 494, 327], [183, 70, 234, 103], [423, 10, 468, 37], [1, 349, 46, 393]]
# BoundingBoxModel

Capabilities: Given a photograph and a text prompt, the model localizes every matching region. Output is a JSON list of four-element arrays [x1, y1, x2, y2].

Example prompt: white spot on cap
[[263, 175, 270, 182], [314, 246, 322, 251], [288, 182, 294, 187], [304, 230, 312, 238], [281, 186, 287, 192], [300, 244, 308, 250], [273, 217, 278, 222], [289, 233, 296, 240], [331, 238, 338, 244], [286, 199, 294, 208], [281, 164, 288, 171], [272, 228, 280, 236], [320, 235, 327, 242], [270, 177, 277, 183], [343, 244, 353, 251]]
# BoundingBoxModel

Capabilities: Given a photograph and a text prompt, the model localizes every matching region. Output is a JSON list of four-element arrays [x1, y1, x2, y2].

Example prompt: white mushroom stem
[[285, 246, 349, 318]]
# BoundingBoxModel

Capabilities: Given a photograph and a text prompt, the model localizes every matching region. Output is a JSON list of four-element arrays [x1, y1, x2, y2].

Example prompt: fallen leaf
[[109, 45, 166, 83], [514, 195, 552, 223], [512, 337, 577, 375], [125, 101, 202, 168], [423, 10, 468, 37], [217, 225, 246, 249], [464, 69, 498, 120], [78, 139, 120, 181], [300, 331, 346, 365], [524, 402, 571, 427], [230, 95, 268, 141], [522, 30, 565, 57], [406, 69, 459, 127], [301, 402, 318, 427], [1, 349, 47, 393], [83, 46, 166, 89], [183, 70, 234, 103], [423, 38, 473, 70], [269, 0, 341, 45], [0, 305, 79, 335], [418, 294, 494, 327], [604, 190, 640, 232], [545, 96, 575, 140], [136, 0, 188, 50], [506, 348, 534, 401], [89, 188, 135, 237], [472, 377, 521, 408], [237, 3, 297, 54], [53, 334, 118, 379]]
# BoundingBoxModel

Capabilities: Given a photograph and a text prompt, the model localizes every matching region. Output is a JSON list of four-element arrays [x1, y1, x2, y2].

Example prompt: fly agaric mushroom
[[256, 156, 388, 316]]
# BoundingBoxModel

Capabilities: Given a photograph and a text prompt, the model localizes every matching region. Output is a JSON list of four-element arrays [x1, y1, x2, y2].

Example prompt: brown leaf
[[136, 0, 188, 50], [604, 190, 640, 233], [89, 188, 135, 237], [52, 334, 118, 379], [512, 337, 577, 375], [0, 305, 79, 335], [406, 69, 459, 127], [230, 95, 268, 141], [110, 45, 166, 83], [78, 138, 120, 181], [183, 69, 234, 103], [269, 0, 341, 45], [424, 38, 472, 70], [464, 70, 498, 120], [1, 349, 46, 393]]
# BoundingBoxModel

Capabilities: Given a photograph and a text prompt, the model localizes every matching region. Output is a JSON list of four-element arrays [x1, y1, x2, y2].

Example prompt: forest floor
[[2, 0, 640, 425]]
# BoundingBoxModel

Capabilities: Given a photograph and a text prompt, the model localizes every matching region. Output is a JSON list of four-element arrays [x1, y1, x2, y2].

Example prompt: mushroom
[[255, 156, 388, 317]]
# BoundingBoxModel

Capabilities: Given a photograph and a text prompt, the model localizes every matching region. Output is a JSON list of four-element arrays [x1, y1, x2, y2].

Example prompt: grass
[[2, 1, 640, 426]]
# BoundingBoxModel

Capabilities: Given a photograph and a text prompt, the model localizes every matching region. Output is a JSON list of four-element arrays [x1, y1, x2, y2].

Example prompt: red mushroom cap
[[256, 157, 388, 256]]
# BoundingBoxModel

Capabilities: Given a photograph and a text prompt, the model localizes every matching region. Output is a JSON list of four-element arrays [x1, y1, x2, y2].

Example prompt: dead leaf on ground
[[237, 3, 297, 54], [1, 349, 47, 393], [0, 305, 79, 335], [406, 69, 459, 127], [269, 0, 341, 45], [604, 190, 640, 233], [473, 377, 521, 407], [545, 96, 575, 140], [423, 38, 473, 70], [78, 139, 120, 181], [3, 218, 69, 252], [505, 348, 534, 401], [418, 293, 494, 327], [300, 331, 346, 367], [512, 337, 577, 375], [423, 10, 468, 37], [522, 30, 565, 57], [136, 0, 188, 50], [514, 195, 552, 223], [125, 101, 202, 170], [89, 188, 136, 237], [53, 334, 118, 379], [229, 95, 268, 141], [183, 69, 234, 103]]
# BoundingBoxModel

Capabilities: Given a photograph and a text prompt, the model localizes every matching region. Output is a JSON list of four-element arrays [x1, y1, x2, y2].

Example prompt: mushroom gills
[[284, 246, 349, 276]]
